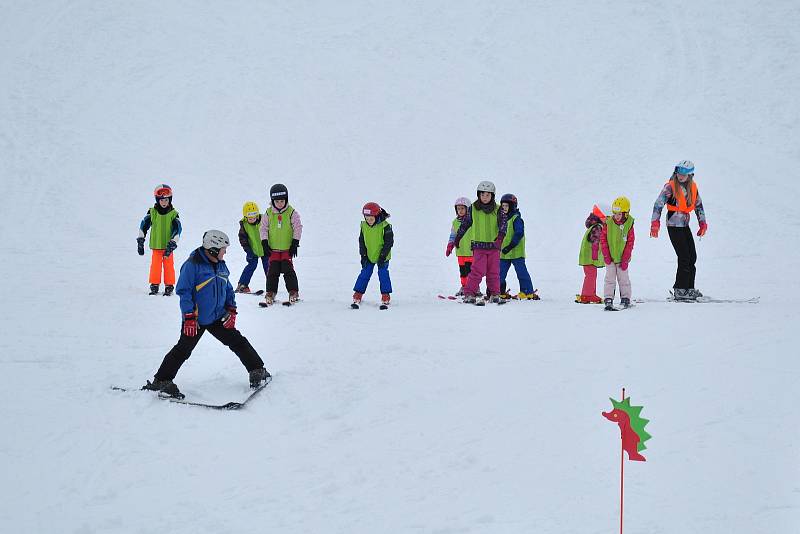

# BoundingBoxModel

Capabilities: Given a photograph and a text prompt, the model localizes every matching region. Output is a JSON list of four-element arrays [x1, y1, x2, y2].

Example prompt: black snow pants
[[667, 225, 697, 290], [154, 320, 264, 381], [266, 257, 299, 294]]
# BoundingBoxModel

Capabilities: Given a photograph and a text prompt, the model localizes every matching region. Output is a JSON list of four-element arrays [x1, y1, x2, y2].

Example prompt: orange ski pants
[[149, 250, 175, 285]]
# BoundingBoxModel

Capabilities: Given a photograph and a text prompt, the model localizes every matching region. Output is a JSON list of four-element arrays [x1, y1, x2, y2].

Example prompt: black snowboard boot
[[142, 379, 184, 399], [249, 367, 271, 389], [604, 298, 615, 311], [149, 284, 160, 295], [163, 285, 174, 296]]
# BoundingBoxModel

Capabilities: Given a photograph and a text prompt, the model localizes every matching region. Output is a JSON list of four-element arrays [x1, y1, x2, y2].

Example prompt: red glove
[[697, 221, 708, 237], [650, 220, 660, 238], [620, 261, 629, 271], [182, 313, 198, 337], [445, 242, 454, 257], [222, 306, 237, 329]]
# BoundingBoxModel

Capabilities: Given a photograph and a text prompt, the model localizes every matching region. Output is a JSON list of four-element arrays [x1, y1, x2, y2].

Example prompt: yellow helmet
[[612, 196, 631, 214], [242, 201, 260, 218]]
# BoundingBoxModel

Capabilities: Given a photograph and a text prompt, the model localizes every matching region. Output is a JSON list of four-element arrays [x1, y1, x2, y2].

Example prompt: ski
[[437, 295, 458, 300], [667, 291, 759, 304], [238, 290, 265, 296], [111, 377, 271, 410]]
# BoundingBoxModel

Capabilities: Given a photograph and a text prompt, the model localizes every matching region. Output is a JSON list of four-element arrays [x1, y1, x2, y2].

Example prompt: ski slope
[[1, 1, 798, 532]]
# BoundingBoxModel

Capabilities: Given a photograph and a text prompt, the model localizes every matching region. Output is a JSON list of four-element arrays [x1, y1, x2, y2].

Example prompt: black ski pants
[[266, 257, 299, 293], [154, 320, 264, 381], [667, 225, 697, 289]]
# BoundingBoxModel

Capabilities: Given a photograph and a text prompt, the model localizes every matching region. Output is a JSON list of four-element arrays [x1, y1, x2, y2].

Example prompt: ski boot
[[673, 288, 694, 301], [462, 294, 477, 304], [148, 284, 160, 295], [489, 294, 501, 304], [499, 292, 513, 300], [604, 298, 616, 311], [142, 379, 184, 399], [455, 287, 464, 297], [351, 291, 363, 309], [475, 290, 483, 298], [248, 367, 271, 389], [621, 297, 631, 309], [288, 290, 300, 304], [688, 288, 703, 299], [262, 292, 276, 306], [576, 294, 602, 304], [518, 291, 540, 301], [163, 285, 174, 297], [380, 293, 391, 310], [235, 284, 251, 294]]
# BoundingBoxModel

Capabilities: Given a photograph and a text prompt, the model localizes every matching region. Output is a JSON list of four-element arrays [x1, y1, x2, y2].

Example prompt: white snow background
[[1, 1, 798, 533]]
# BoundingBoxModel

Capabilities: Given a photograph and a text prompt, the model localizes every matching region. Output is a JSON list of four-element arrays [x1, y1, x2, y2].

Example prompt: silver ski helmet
[[270, 183, 288, 207], [202, 229, 230, 257], [675, 160, 695, 175], [477, 180, 496, 194]]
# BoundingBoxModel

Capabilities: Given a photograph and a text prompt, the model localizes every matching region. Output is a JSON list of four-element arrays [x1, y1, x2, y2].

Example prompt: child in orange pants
[[137, 184, 182, 295]]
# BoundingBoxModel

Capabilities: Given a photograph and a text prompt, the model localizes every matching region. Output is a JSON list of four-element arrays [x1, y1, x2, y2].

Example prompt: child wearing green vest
[[137, 184, 182, 296], [445, 197, 475, 296], [498, 193, 538, 300], [352, 202, 393, 309], [235, 201, 269, 293], [600, 196, 636, 310], [259, 184, 303, 306], [576, 204, 607, 304], [452, 181, 508, 304]]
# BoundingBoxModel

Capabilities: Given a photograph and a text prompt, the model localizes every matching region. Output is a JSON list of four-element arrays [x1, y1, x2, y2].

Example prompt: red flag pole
[[620, 387, 625, 534]]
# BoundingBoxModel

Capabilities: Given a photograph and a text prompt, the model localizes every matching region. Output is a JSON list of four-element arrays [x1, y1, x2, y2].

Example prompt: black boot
[[249, 368, 271, 389], [142, 379, 184, 399], [604, 298, 616, 311], [163, 285, 174, 296], [149, 284, 160, 295], [621, 297, 631, 309]]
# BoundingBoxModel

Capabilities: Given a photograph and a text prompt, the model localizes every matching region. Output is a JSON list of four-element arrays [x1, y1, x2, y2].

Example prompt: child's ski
[[437, 295, 458, 300], [667, 291, 759, 304], [111, 378, 271, 410], [238, 290, 265, 296]]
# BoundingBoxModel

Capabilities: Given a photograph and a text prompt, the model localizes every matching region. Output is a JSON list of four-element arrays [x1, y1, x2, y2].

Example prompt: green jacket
[[500, 213, 525, 260], [451, 218, 473, 257], [578, 225, 605, 267], [604, 215, 634, 263], [265, 205, 295, 250]]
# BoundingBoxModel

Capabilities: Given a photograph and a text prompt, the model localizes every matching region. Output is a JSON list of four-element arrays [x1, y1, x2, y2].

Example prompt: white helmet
[[202, 229, 230, 256], [477, 181, 496, 194], [675, 160, 695, 175]]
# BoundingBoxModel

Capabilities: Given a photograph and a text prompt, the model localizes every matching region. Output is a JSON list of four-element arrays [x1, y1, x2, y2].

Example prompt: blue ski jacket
[[176, 247, 236, 325]]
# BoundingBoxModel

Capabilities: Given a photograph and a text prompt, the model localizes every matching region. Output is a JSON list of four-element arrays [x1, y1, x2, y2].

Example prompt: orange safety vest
[[666, 180, 698, 213]]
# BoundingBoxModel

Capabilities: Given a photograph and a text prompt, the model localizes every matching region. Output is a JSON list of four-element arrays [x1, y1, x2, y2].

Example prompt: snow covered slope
[[1, 1, 798, 533]]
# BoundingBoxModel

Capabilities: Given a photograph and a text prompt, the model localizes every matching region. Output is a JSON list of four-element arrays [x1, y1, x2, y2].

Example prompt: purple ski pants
[[464, 248, 500, 296]]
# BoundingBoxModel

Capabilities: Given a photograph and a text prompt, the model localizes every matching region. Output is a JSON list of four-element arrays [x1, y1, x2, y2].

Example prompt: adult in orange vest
[[650, 160, 708, 300]]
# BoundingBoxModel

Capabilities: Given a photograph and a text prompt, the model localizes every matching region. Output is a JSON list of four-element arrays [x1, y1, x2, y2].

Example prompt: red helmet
[[362, 202, 381, 217], [154, 184, 173, 199]]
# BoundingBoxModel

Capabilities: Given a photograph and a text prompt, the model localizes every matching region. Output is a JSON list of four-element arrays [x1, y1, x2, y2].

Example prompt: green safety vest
[[241, 217, 264, 257], [451, 218, 473, 257], [148, 207, 178, 250], [500, 213, 525, 260], [266, 205, 295, 250], [361, 220, 391, 263], [471, 204, 499, 244], [578, 225, 605, 267], [605, 215, 634, 263]]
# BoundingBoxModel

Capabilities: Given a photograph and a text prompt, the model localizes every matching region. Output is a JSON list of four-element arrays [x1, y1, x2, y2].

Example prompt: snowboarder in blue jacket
[[143, 230, 270, 399]]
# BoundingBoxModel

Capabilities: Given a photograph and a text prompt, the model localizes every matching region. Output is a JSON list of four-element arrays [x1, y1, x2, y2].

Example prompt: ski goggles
[[675, 166, 694, 175]]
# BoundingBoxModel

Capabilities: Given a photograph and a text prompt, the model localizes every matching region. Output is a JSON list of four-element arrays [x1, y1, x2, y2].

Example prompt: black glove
[[261, 239, 271, 257], [163, 239, 178, 258], [289, 239, 299, 258], [137, 237, 145, 256], [377, 252, 388, 266], [501, 245, 512, 255], [360, 256, 369, 268]]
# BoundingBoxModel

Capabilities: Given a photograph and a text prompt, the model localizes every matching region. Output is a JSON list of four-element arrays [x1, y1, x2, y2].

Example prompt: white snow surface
[[2, 1, 799, 533]]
